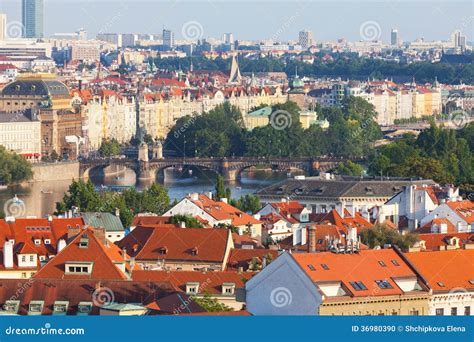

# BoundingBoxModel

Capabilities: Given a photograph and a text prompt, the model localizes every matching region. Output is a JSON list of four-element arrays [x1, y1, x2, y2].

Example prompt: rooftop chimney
[[190, 193, 199, 201], [308, 225, 317, 253], [57, 239, 66, 253], [180, 221, 186, 229], [220, 198, 228, 204], [3, 240, 14, 268]]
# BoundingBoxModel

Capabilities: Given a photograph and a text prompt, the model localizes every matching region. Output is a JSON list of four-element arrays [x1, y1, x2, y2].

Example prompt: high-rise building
[[0, 13, 6, 41], [22, 0, 44, 38], [223, 33, 234, 44], [299, 30, 313, 49], [163, 29, 175, 49], [451, 30, 466, 51], [391, 29, 399, 46]]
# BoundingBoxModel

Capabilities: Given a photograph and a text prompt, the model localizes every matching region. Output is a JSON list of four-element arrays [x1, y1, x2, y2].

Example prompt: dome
[[291, 76, 304, 89], [1, 79, 70, 97]]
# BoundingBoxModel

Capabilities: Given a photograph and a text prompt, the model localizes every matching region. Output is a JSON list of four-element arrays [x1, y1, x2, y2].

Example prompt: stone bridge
[[80, 156, 359, 181]]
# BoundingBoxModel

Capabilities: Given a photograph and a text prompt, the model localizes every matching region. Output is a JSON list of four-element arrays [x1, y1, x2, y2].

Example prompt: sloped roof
[[405, 250, 474, 292], [293, 249, 418, 297], [34, 228, 131, 280], [227, 248, 278, 271], [117, 226, 231, 263]]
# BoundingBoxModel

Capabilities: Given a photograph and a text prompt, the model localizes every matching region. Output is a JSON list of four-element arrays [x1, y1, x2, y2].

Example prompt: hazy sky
[[1, 0, 472, 42]]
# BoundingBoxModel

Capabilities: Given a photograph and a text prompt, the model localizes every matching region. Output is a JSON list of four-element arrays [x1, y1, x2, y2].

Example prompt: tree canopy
[[0, 146, 33, 185]]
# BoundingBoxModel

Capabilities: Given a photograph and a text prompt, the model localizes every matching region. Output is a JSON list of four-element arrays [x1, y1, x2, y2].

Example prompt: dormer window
[[44, 239, 51, 245], [3, 300, 20, 314], [79, 235, 89, 248], [28, 300, 44, 315], [375, 280, 393, 289], [222, 282, 236, 296], [77, 302, 92, 315], [159, 247, 168, 255], [34, 239, 41, 246], [65, 262, 93, 274], [191, 247, 198, 256], [186, 282, 200, 295], [53, 301, 69, 315]]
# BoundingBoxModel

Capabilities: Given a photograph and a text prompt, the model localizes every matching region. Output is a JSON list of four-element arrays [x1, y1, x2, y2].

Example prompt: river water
[[0, 168, 300, 218]]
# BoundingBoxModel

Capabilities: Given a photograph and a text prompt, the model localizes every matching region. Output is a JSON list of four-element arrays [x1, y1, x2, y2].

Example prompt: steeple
[[228, 55, 242, 84]]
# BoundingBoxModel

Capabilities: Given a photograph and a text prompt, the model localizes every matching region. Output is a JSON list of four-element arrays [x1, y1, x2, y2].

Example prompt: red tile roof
[[188, 195, 261, 226], [417, 232, 474, 251], [405, 249, 474, 292], [117, 226, 231, 263], [227, 248, 278, 271], [446, 200, 474, 224], [293, 249, 417, 297], [34, 227, 131, 280], [132, 270, 254, 294]]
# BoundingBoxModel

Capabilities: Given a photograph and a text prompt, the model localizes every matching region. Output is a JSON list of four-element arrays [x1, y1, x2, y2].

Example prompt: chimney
[[190, 193, 199, 201], [57, 239, 66, 253], [220, 198, 228, 204], [3, 240, 14, 268], [281, 198, 287, 203], [308, 225, 316, 253], [347, 225, 357, 243], [48, 215, 53, 222], [207, 191, 213, 199], [180, 221, 186, 229], [115, 208, 120, 217], [122, 247, 127, 261]]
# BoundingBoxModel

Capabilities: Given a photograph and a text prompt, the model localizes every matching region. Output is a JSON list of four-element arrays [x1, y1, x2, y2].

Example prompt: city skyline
[[0, 0, 472, 42]]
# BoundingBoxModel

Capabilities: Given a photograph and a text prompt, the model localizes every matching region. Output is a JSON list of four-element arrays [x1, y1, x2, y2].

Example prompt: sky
[[0, 0, 472, 43]]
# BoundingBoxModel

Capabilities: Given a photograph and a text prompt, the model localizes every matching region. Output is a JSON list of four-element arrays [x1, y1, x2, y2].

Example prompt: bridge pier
[[137, 161, 154, 180]]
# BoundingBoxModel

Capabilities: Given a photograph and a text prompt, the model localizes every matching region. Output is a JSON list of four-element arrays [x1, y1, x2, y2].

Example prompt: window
[[410, 310, 419, 316], [378, 260, 387, 267], [469, 280, 474, 285], [44, 239, 51, 245], [307, 264, 316, 271], [451, 307, 457, 316], [375, 280, 393, 289], [436, 308, 444, 316], [29, 255, 34, 262], [464, 307, 470, 316], [391, 260, 400, 266], [350, 281, 367, 291], [437, 282, 445, 287], [21, 256, 26, 262]]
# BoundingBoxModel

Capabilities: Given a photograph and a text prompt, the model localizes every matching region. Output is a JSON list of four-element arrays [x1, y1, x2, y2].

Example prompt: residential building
[[0, 109, 41, 160], [246, 248, 429, 315], [163, 29, 175, 49], [413, 232, 474, 251], [420, 199, 474, 233], [79, 212, 126, 242], [34, 227, 133, 280], [377, 184, 459, 230], [226, 248, 278, 271], [299, 30, 313, 49], [117, 225, 234, 271], [257, 176, 435, 216], [164, 193, 262, 241], [0, 217, 85, 279], [391, 29, 399, 46], [70, 44, 100, 62], [133, 270, 253, 310], [406, 250, 474, 316], [22, 0, 44, 38]]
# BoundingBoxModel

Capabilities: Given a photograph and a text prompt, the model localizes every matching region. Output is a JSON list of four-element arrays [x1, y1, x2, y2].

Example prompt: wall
[[31, 161, 79, 182]]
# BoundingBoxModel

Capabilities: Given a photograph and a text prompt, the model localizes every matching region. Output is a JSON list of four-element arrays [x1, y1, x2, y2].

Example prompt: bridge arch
[[81, 161, 139, 179]]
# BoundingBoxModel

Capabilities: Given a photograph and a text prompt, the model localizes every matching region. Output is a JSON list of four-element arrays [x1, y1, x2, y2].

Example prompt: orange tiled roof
[[227, 248, 278, 271], [34, 227, 130, 280], [293, 249, 417, 297], [405, 249, 474, 292], [446, 200, 474, 224], [417, 232, 474, 251], [189, 195, 261, 226], [117, 225, 231, 263], [132, 270, 254, 294]]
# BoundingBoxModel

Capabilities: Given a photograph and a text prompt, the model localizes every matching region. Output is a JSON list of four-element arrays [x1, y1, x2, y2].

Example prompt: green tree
[[0, 146, 33, 185], [360, 224, 419, 251], [193, 293, 233, 312], [336, 161, 364, 176], [99, 139, 121, 157], [231, 194, 261, 214], [167, 214, 203, 228]]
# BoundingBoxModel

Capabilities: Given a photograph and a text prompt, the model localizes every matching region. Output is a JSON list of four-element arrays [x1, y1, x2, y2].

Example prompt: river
[[0, 167, 301, 218]]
